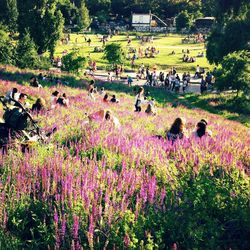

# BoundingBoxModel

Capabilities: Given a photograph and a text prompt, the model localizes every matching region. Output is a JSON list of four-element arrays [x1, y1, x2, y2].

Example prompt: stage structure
[[131, 12, 168, 32]]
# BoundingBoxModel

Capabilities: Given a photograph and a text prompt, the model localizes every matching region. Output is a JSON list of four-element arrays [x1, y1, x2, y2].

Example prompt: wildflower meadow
[[0, 79, 249, 250]]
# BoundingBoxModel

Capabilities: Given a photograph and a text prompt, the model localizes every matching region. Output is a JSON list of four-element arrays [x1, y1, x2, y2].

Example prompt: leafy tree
[[103, 43, 126, 66], [17, 0, 64, 56], [0, 25, 14, 65], [77, 0, 91, 30], [215, 50, 250, 97], [86, 0, 111, 15], [207, 11, 250, 64], [0, 0, 18, 32], [15, 32, 39, 69], [62, 51, 87, 73], [175, 10, 192, 31], [58, 0, 78, 26]]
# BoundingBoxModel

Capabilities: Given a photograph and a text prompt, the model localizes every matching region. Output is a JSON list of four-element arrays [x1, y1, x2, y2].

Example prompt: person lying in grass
[[87, 109, 121, 129]]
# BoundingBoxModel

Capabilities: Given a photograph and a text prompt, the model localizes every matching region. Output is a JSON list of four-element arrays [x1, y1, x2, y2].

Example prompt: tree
[[175, 10, 192, 31], [0, 25, 14, 65], [0, 0, 18, 32], [103, 43, 126, 66], [207, 11, 250, 64], [77, 0, 91, 30], [86, 0, 111, 15], [17, 0, 64, 56], [215, 50, 250, 97], [62, 51, 87, 73], [15, 31, 39, 69], [58, 0, 78, 26]]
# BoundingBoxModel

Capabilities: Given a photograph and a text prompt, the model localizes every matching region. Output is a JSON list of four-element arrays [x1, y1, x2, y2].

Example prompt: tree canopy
[[103, 43, 126, 66]]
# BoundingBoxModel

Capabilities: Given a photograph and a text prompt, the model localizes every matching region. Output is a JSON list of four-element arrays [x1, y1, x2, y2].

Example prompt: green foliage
[[58, 0, 78, 26], [37, 56, 53, 70], [86, 0, 111, 15], [0, 0, 18, 32], [175, 10, 192, 31], [0, 229, 21, 250], [103, 43, 126, 66], [6, 199, 55, 249], [0, 25, 14, 65], [62, 50, 87, 73], [77, 0, 91, 30], [105, 167, 250, 249], [207, 12, 250, 64], [215, 50, 250, 96], [16, 32, 39, 69], [17, 0, 64, 56]]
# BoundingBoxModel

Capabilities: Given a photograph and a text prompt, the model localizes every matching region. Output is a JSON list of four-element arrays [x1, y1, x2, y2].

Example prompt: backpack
[[3, 108, 29, 130]]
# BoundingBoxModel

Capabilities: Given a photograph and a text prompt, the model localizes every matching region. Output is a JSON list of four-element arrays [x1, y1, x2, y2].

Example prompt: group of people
[[86, 81, 211, 141], [128, 46, 160, 63], [182, 54, 196, 63], [166, 117, 211, 142], [200, 71, 215, 94], [3, 87, 69, 115], [143, 67, 191, 93]]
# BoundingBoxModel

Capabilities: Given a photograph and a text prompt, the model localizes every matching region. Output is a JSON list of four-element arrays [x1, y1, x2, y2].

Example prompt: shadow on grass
[[1, 68, 249, 127], [0, 69, 85, 89]]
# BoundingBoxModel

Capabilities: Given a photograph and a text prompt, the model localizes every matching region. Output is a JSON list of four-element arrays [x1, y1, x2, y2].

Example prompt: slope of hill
[[0, 79, 249, 249]]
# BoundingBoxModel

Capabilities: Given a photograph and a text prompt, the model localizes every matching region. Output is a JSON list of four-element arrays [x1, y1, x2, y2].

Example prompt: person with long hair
[[167, 117, 185, 142], [192, 119, 212, 138], [32, 98, 46, 113], [134, 87, 144, 112]]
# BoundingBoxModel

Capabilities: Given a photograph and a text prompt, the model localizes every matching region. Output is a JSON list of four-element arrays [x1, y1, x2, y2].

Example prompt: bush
[[103, 43, 126, 66], [61, 51, 87, 73], [6, 199, 55, 249], [37, 56, 52, 70]]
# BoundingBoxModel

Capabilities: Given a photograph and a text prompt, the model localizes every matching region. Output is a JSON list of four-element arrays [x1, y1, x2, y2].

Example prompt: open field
[[54, 33, 211, 72]]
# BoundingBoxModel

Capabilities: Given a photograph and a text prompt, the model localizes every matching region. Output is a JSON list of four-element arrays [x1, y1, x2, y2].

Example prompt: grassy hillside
[[0, 78, 249, 249]]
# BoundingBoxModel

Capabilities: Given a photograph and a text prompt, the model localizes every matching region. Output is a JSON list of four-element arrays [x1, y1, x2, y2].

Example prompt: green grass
[[54, 33, 212, 72]]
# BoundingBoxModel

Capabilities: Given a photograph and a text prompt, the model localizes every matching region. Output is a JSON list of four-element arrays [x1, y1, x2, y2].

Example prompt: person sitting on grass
[[30, 77, 42, 88], [57, 93, 69, 107], [88, 88, 96, 101], [192, 119, 212, 138], [103, 94, 109, 103], [110, 95, 119, 103], [16, 93, 30, 109], [99, 87, 106, 96], [166, 117, 186, 142], [50, 90, 59, 109], [32, 98, 46, 113], [4, 87, 19, 104], [87, 109, 121, 129], [145, 98, 156, 116]]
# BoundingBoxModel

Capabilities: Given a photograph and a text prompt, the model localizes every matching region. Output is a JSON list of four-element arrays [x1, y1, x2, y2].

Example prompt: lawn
[[54, 33, 211, 72]]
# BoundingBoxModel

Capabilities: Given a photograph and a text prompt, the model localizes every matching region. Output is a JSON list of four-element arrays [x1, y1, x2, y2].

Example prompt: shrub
[[6, 199, 55, 249], [61, 51, 87, 73]]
